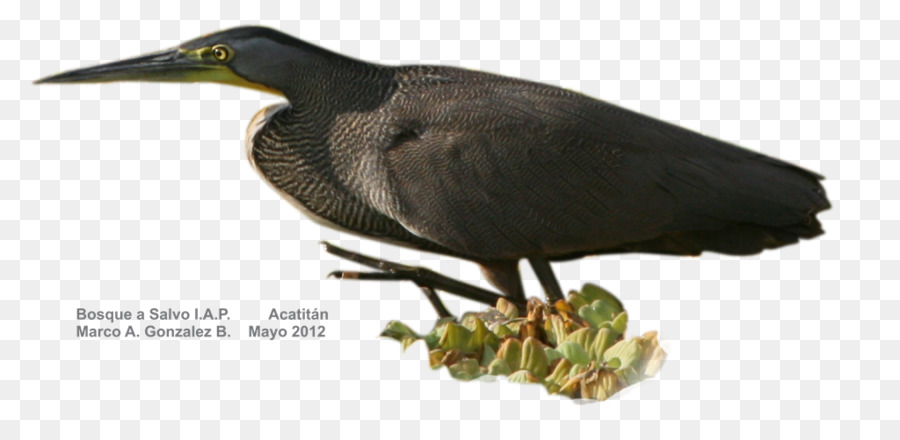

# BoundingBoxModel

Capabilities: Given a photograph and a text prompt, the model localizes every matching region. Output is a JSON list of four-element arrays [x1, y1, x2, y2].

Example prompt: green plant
[[382, 284, 666, 400]]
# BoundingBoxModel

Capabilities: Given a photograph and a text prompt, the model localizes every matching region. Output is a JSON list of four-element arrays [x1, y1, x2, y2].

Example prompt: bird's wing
[[341, 67, 828, 261]]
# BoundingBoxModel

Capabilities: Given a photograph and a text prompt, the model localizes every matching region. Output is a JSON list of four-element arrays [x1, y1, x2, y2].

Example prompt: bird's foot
[[322, 242, 526, 318], [327, 270, 454, 318]]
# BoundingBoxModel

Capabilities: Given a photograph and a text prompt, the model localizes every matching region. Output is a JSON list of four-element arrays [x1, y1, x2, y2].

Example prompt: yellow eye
[[211, 45, 231, 62]]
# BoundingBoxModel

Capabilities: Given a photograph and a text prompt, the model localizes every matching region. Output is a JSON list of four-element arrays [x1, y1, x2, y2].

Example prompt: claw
[[328, 270, 354, 279]]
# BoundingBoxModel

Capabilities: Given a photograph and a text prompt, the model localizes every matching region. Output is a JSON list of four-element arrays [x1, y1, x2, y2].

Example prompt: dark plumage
[[36, 26, 830, 304]]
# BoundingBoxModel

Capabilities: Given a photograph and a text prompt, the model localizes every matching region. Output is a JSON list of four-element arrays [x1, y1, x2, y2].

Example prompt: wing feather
[[344, 67, 828, 260]]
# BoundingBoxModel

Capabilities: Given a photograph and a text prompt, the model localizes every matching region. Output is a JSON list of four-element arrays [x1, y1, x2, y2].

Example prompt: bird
[[36, 26, 830, 315]]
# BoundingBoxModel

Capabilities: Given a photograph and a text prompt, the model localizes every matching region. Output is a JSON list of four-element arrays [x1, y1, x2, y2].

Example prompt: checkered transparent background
[[4, 1, 897, 439]]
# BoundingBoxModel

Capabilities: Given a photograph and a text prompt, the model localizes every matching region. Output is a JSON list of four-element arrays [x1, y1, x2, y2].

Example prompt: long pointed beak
[[34, 48, 218, 85]]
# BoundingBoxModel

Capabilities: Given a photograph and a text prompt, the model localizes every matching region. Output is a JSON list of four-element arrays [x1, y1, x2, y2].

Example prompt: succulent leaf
[[382, 284, 665, 401], [504, 319, 526, 334], [569, 362, 590, 379], [546, 358, 573, 386], [580, 369, 623, 401], [438, 322, 474, 354], [587, 327, 615, 363], [496, 338, 523, 371], [496, 297, 519, 319], [481, 343, 497, 367], [556, 341, 591, 365], [580, 284, 623, 314], [428, 349, 445, 369], [520, 337, 549, 378], [544, 347, 562, 363], [441, 349, 462, 366], [468, 317, 499, 353], [487, 358, 512, 376], [610, 311, 628, 335], [566, 290, 589, 311], [544, 314, 569, 346], [602, 337, 640, 370], [508, 370, 540, 383], [424, 318, 454, 349], [578, 299, 624, 328], [491, 323, 514, 339], [380, 320, 421, 350], [639, 331, 666, 378], [564, 327, 597, 348], [448, 358, 482, 381]]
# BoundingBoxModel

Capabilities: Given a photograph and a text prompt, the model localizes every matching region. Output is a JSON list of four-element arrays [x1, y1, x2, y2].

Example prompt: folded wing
[[359, 67, 829, 261]]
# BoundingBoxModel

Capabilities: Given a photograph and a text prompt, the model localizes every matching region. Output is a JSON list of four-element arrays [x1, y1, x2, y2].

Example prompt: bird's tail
[[654, 152, 830, 256]]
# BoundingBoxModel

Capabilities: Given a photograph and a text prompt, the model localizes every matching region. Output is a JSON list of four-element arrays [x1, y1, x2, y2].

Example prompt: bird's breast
[[243, 102, 356, 234], [242, 102, 443, 255], [245, 103, 292, 161]]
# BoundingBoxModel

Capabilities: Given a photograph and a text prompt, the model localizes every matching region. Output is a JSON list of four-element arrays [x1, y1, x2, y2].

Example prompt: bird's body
[[245, 60, 828, 294], [37, 27, 829, 303]]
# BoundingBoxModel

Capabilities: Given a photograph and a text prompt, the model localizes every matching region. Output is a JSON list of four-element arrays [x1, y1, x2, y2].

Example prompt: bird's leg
[[322, 242, 527, 313], [527, 257, 566, 303], [417, 286, 453, 319], [478, 260, 526, 302]]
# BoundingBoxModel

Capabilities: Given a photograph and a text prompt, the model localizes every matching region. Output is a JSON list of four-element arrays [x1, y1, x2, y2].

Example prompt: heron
[[36, 27, 830, 317]]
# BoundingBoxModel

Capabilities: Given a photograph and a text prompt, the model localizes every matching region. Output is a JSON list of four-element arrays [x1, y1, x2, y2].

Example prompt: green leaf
[[556, 341, 590, 365], [497, 338, 523, 371], [610, 331, 667, 385], [448, 358, 482, 381], [423, 330, 442, 350], [428, 349, 445, 369], [544, 314, 569, 346], [481, 343, 497, 367], [566, 290, 590, 311], [580, 284, 623, 315], [603, 338, 641, 371], [578, 299, 623, 328], [508, 370, 540, 383], [381, 320, 421, 350], [438, 322, 473, 353], [521, 337, 549, 378], [610, 311, 628, 335], [491, 323, 514, 339], [504, 319, 525, 335], [573, 284, 624, 329], [545, 358, 573, 386], [424, 318, 454, 349], [459, 314, 479, 331], [380, 283, 667, 401], [587, 327, 615, 363], [468, 317, 499, 353], [569, 362, 589, 379], [496, 297, 519, 319], [564, 327, 597, 348], [577, 303, 601, 328], [487, 358, 512, 376], [544, 347, 562, 363]]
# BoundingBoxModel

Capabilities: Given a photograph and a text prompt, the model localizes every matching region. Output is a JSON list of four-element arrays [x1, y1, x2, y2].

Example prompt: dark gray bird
[[36, 27, 830, 314]]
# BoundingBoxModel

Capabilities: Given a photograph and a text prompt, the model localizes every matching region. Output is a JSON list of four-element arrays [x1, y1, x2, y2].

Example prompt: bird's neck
[[247, 45, 396, 230], [278, 48, 395, 114]]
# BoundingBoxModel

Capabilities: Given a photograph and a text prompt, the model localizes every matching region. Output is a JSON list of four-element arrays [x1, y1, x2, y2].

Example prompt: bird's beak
[[34, 48, 223, 85]]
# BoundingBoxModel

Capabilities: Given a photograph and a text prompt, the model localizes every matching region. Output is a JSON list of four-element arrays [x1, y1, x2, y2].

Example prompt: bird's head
[[34, 26, 332, 97]]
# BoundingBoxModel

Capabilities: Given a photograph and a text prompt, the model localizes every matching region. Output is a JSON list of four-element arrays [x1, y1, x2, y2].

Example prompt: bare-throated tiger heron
[[36, 27, 830, 317]]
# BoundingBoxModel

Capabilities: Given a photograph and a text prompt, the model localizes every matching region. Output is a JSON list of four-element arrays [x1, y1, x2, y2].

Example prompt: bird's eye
[[211, 45, 231, 62]]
